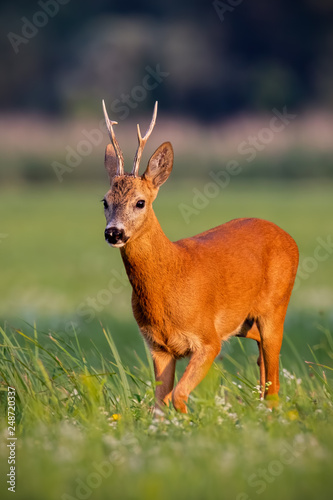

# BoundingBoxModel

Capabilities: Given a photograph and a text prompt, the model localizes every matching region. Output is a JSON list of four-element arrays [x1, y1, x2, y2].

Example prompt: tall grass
[[1, 324, 333, 500], [1, 325, 331, 427], [0, 325, 155, 428]]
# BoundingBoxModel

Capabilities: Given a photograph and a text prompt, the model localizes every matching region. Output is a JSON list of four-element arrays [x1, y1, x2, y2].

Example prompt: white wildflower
[[153, 408, 164, 419], [282, 368, 295, 380], [215, 395, 225, 406]]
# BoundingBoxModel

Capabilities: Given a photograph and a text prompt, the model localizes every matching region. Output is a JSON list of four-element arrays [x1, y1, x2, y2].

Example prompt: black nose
[[104, 227, 125, 245]]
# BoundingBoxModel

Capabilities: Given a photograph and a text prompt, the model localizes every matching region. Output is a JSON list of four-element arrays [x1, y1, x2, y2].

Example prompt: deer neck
[[120, 210, 179, 293]]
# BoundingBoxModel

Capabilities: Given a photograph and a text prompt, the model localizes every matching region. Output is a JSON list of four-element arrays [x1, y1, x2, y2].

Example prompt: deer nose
[[104, 227, 125, 245]]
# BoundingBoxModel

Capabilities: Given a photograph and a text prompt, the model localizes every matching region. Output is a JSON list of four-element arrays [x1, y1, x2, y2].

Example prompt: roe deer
[[101, 100, 299, 413]]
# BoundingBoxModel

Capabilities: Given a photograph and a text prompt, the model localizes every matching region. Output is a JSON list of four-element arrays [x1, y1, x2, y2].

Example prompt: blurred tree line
[[1, 0, 333, 120]]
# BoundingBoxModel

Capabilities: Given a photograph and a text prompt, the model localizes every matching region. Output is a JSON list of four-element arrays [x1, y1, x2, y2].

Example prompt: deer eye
[[136, 200, 145, 209], [102, 199, 108, 209]]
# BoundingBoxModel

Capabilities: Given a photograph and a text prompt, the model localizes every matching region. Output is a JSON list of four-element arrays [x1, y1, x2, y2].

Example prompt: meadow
[[0, 179, 333, 500]]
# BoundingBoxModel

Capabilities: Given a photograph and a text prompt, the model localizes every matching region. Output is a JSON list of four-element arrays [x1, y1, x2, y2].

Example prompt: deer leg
[[257, 340, 265, 399], [259, 314, 285, 406], [172, 343, 220, 413], [152, 350, 176, 409], [239, 321, 266, 399]]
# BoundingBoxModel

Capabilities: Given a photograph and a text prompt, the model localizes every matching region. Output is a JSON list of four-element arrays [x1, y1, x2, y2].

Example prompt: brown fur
[[103, 141, 299, 413]]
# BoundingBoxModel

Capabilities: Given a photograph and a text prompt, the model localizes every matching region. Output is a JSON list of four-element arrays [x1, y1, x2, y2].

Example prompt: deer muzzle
[[104, 226, 127, 247]]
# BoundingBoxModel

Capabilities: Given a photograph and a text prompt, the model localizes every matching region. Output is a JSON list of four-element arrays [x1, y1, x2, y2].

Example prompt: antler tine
[[102, 99, 124, 176], [132, 101, 158, 176]]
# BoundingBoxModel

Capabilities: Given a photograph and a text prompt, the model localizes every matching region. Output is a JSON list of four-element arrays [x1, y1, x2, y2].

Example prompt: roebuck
[[101, 101, 299, 413]]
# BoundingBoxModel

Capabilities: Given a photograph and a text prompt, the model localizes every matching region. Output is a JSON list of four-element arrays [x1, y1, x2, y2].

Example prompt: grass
[[0, 324, 333, 500], [1, 180, 333, 499]]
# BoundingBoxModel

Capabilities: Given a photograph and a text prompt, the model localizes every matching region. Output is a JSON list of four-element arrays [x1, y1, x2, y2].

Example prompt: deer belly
[[140, 323, 202, 359]]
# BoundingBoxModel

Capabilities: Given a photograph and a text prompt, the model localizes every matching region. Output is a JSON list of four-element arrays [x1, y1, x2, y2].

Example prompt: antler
[[102, 99, 124, 176], [132, 101, 158, 176]]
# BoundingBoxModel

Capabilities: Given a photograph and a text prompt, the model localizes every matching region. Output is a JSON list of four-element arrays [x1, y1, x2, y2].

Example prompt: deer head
[[102, 101, 174, 247]]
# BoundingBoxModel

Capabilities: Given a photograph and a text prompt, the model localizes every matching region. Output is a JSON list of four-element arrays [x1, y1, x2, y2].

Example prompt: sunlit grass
[[0, 324, 333, 500]]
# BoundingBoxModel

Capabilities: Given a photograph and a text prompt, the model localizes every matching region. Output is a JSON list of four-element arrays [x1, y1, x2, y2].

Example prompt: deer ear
[[104, 144, 118, 184], [143, 142, 173, 188]]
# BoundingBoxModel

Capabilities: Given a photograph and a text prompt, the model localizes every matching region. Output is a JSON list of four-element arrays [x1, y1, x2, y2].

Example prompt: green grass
[[1, 180, 333, 499], [0, 324, 333, 500]]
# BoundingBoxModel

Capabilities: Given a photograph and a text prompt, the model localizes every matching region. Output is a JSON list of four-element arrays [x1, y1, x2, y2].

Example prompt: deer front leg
[[152, 350, 176, 410], [172, 343, 220, 413]]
